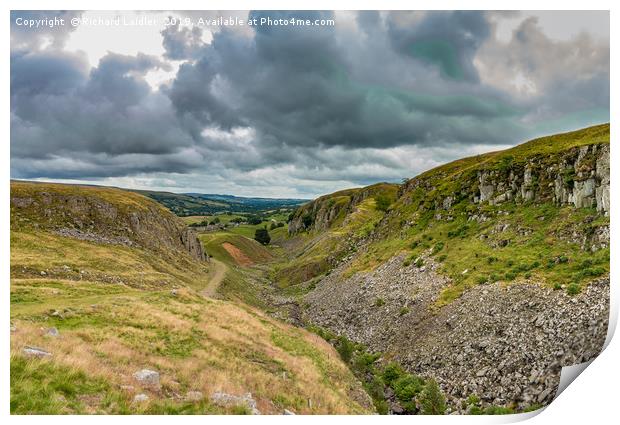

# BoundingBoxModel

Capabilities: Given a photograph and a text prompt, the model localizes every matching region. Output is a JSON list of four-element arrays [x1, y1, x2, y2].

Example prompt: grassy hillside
[[10, 182, 372, 414], [281, 124, 610, 305], [276, 183, 399, 289], [346, 124, 610, 304]]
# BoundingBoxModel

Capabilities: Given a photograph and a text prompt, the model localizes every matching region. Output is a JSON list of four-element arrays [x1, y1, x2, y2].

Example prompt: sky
[[10, 10, 610, 198]]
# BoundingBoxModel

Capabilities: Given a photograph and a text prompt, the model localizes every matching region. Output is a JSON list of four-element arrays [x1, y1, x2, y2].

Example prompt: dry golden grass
[[11, 235, 371, 414]]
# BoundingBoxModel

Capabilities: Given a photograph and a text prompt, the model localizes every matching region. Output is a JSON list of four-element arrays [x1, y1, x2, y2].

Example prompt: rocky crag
[[11, 181, 207, 261]]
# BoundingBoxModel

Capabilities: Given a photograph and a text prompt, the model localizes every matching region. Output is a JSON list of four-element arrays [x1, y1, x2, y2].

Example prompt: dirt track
[[201, 258, 227, 297]]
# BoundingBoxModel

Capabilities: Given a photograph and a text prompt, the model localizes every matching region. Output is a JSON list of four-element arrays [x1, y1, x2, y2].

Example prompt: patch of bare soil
[[222, 242, 254, 266]]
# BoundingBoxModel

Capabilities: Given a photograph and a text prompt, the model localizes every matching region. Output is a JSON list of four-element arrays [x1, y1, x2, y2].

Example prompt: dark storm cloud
[[165, 10, 522, 154], [386, 11, 490, 82], [11, 47, 199, 177], [10, 10, 610, 195]]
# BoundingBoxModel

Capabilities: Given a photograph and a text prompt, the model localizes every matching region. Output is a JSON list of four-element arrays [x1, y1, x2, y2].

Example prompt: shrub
[[374, 194, 392, 212], [364, 375, 387, 409], [553, 282, 562, 290], [301, 214, 313, 229], [415, 258, 424, 268], [497, 155, 514, 173], [448, 225, 469, 238], [353, 352, 380, 375], [574, 267, 606, 280], [420, 379, 446, 415], [437, 254, 447, 262], [374, 399, 390, 415], [393, 374, 424, 402], [269, 222, 277, 230], [504, 272, 517, 281], [484, 406, 514, 415], [254, 228, 271, 245], [382, 363, 404, 386], [466, 394, 480, 405], [399, 307, 410, 316], [432, 242, 444, 254], [566, 283, 581, 296], [335, 336, 354, 363], [248, 216, 263, 225], [375, 298, 385, 307]]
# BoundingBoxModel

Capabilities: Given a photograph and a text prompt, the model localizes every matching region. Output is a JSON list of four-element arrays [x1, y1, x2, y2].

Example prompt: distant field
[[135, 189, 306, 217]]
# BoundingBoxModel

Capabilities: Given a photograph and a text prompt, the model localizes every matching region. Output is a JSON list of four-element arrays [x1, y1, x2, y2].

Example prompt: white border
[[2, 1, 617, 424]]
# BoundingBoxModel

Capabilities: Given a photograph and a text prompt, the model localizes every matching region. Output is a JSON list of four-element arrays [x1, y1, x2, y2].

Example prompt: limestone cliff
[[10, 181, 207, 262]]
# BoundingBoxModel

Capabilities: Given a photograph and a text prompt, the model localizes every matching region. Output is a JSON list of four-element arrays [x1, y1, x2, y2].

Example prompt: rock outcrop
[[403, 142, 610, 216], [10, 181, 207, 261], [288, 183, 398, 234], [475, 144, 609, 214]]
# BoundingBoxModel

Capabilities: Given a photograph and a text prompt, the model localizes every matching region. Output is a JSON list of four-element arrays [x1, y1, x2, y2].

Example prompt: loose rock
[[133, 393, 149, 403], [23, 346, 52, 358], [210, 392, 261, 414], [133, 369, 160, 387]]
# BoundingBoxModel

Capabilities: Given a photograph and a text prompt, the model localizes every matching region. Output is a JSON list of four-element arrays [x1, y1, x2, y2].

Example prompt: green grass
[[11, 356, 127, 414]]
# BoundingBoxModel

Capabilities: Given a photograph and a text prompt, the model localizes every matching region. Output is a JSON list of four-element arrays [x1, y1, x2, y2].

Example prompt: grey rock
[[210, 392, 261, 414], [133, 369, 160, 387], [185, 391, 203, 402], [23, 346, 52, 358], [133, 393, 149, 402], [46, 327, 60, 337]]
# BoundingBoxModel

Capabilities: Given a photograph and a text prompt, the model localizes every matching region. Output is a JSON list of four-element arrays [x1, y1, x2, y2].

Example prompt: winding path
[[201, 258, 227, 298]]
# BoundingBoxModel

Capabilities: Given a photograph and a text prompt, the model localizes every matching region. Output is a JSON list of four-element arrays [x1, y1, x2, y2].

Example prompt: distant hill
[[133, 189, 308, 216]]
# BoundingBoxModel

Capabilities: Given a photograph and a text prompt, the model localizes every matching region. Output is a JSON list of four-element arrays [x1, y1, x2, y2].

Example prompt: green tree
[[302, 214, 313, 229], [420, 379, 446, 415], [374, 194, 392, 212], [248, 216, 262, 225], [335, 335, 354, 363], [254, 227, 271, 245]]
